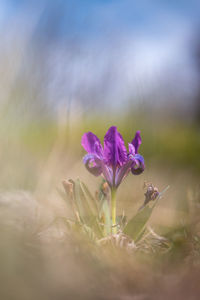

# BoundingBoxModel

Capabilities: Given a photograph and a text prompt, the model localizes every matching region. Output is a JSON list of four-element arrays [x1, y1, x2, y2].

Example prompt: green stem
[[111, 188, 117, 234]]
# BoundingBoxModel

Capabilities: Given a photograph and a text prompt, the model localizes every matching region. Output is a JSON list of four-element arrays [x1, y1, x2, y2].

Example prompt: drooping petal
[[104, 126, 127, 168], [81, 132, 103, 157], [100, 163, 113, 188], [115, 159, 133, 188], [131, 131, 141, 154], [130, 154, 145, 175], [83, 154, 102, 176]]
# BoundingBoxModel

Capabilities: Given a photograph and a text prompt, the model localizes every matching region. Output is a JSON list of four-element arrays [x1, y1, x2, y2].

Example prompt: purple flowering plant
[[81, 126, 145, 234], [62, 126, 168, 244]]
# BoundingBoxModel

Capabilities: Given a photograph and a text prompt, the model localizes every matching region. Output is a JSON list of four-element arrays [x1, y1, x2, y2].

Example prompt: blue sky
[[0, 0, 200, 113], [0, 0, 200, 40]]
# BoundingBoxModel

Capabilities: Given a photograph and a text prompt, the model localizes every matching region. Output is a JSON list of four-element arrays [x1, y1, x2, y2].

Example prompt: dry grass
[[0, 146, 199, 299]]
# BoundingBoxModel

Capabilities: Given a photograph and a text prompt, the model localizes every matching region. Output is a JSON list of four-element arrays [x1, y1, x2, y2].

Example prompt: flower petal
[[131, 154, 145, 175], [104, 126, 127, 168], [100, 164, 113, 188], [115, 159, 133, 188], [131, 131, 141, 154], [128, 143, 135, 156], [81, 132, 103, 157], [83, 154, 102, 176]]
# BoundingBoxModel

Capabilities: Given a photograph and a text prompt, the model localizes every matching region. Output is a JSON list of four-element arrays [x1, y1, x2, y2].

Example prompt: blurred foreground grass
[[0, 111, 200, 299]]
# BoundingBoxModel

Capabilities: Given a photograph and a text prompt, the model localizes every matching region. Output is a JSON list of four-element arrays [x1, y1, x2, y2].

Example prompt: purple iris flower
[[81, 126, 145, 189]]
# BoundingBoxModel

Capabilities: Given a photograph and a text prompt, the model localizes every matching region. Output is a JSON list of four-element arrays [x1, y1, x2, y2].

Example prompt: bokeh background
[[0, 1, 200, 299], [1, 0, 200, 187]]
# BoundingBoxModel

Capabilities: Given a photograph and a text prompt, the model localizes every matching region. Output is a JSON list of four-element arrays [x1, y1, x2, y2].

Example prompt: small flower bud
[[62, 180, 74, 197], [144, 183, 159, 202], [102, 182, 109, 196], [139, 182, 160, 210]]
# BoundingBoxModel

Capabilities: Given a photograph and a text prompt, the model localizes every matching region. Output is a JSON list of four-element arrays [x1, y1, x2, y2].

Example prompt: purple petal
[[115, 159, 133, 188], [128, 143, 135, 156], [104, 126, 127, 168], [131, 131, 142, 154], [131, 154, 145, 175], [100, 164, 113, 188], [81, 132, 103, 157], [83, 154, 102, 176]]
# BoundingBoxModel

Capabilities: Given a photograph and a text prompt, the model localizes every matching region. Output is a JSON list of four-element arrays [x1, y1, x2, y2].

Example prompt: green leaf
[[123, 204, 155, 242], [81, 224, 97, 242], [101, 198, 111, 236], [97, 180, 112, 236], [71, 178, 103, 238], [52, 217, 97, 241], [124, 186, 169, 242], [79, 180, 98, 215]]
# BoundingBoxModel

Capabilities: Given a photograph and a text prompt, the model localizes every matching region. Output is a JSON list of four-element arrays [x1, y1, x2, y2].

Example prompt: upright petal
[[104, 126, 127, 168], [128, 143, 135, 156], [131, 131, 142, 154], [81, 132, 103, 157]]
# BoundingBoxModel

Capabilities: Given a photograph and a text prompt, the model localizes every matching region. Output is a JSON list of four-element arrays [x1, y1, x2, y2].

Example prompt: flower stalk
[[111, 188, 117, 234]]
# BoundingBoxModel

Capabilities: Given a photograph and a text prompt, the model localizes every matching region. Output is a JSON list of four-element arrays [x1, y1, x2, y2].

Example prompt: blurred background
[[0, 1, 200, 299], [1, 0, 200, 189]]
